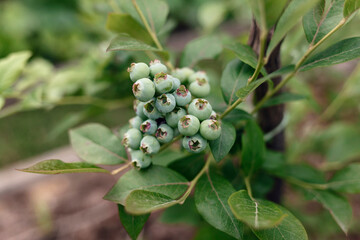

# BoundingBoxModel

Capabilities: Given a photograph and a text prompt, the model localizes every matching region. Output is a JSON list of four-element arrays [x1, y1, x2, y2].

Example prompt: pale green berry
[[188, 98, 213, 121], [189, 78, 210, 97], [140, 135, 160, 155], [155, 124, 174, 143], [188, 71, 209, 83], [200, 119, 222, 140], [129, 116, 143, 130], [143, 98, 162, 120], [155, 93, 176, 114], [173, 85, 191, 106], [131, 150, 152, 169], [168, 75, 181, 92], [172, 67, 195, 83], [165, 107, 187, 128], [122, 128, 142, 149], [140, 119, 158, 135], [150, 59, 167, 76], [128, 62, 150, 82], [182, 134, 207, 153], [132, 78, 155, 102], [209, 110, 218, 120], [154, 72, 173, 94], [133, 100, 147, 119], [178, 115, 200, 136]]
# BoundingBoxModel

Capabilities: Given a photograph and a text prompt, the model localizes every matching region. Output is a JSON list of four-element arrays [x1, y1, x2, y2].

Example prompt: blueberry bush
[[12, 0, 360, 239]]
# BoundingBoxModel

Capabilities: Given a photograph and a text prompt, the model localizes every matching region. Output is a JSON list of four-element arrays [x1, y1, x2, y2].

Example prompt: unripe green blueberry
[[200, 119, 222, 140], [189, 78, 210, 97], [209, 110, 218, 120], [173, 85, 191, 106], [165, 107, 187, 128], [133, 100, 147, 119], [155, 124, 174, 143], [182, 134, 207, 153], [128, 62, 150, 82], [168, 75, 181, 92], [173, 127, 180, 137], [188, 71, 209, 83], [122, 128, 142, 149], [129, 116, 143, 130], [131, 150, 152, 169], [149, 59, 167, 76], [178, 115, 200, 136], [154, 72, 173, 94], [140, 119, 158, 135], [188, 98, 213, 121], [172, 67, 195, 83], [132, 78, 155, 102], [140, 135, 160, 155], [155, 93, 176, 114], [143, 98, 162, 120]]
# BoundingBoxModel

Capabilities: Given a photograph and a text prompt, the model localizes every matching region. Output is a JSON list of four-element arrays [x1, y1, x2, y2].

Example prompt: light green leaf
[[106, 13, 153, 44], [198, 2, 227, 30], [262, 92, 307, 108], [241, 120, 265, 177], [118, 204, 149, 240], [343, 0, 360, 17], [107, 34, 162, 52], [221, 60, 254, 105], [209, 121, 236, 162], [252, 205, 308, 240], [18, 159, 109, 174], [0, 51, 32, 93], [195, 171, 244, 239], [264, 0, 289, 28], [301, 37, 360, 71], [328, 163, 360, 193], [69, 123, 127, 165], [308, 190, 352, 234], [181, 36, 222, 67], [228, 190, 286, 229], [246, 0, 266, 29], [268, 0, 321, 55], [104, 165, 188, 204]]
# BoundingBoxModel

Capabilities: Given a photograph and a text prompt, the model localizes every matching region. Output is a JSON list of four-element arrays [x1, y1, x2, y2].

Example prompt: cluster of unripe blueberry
[[122, 60, 222, 169]]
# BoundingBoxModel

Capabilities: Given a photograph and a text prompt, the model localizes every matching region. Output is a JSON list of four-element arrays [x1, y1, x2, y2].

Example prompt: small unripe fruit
[[122, 128, 142, 149], [188, 98, 213, 121], [209, 110, 218, 120], [189, 71, 209, 83], [155, 93, 176, 114], [200, 119, 222, 140], [133, 100, 147, 119], [155, 124, 174, 143], [140, 135, 160, 155], [165, 107, 187, 128], [140, 119, 158, 135], [178, 115, 200, 136], [131, 150, 152, 169], [143, 99, 162, 120], [129, 116, 143, 130], [182, 134, 207, 153], [132, 78, 155, 102], [128, 62, 150, 82], [172, 67, 194, 83], [154, 72, 173, 94], [150, 59, 167, 76], [189, 78, 210, 97], [173, 85, 192, 106], [168, 75, 181, 92]]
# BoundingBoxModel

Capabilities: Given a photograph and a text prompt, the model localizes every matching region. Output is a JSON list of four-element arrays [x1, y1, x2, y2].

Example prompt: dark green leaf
[[301, 37, 360, 71], [262, 92, 307, 108], [268, 0, 321, 55], [107, 34, 162, 52], [303, 0, 344, 44], [160, 198, 201, 225], [168, 154, 205, 180], [241, 120, 265, 177], [328, 163, 360, 193], [0, 97, 4, 110], [118, 204, 149, 240], [104, 165, 188, 204], [252, 205, 308, 240], [278, 164, 326, 184], [223, 109, 254, 123], [194, 224, 238, 240], [152, 149, 187, 166], [228, 190, 286, 229], [209, 121, 236, 162], [308, 190, 352, 234], [343, 0, 360, 17], [195, 171, 244, 239], [181, 36, 222, 67], [18, 159, 109, 174], [69, 123, 127, 165]]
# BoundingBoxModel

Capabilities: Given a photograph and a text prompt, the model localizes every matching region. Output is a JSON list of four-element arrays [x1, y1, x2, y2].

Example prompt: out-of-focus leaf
[[262, 92, 307, 108], [118, 204, 149, 240], [107, 34, 163, 52], [209, 121, 236, 162], [328, 164, 360, 193], [264, 0, 288, 28], [0, 97, 4, 110], [198, 2, 227, 30]]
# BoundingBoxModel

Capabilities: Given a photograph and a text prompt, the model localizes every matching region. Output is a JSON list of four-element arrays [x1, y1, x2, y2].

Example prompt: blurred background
[[0, 0, 359, 239]]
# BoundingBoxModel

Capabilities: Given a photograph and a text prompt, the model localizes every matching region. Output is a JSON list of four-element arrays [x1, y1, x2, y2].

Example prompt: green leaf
[[223, 109, 254, 123], [303, 0, 344, 44], [343, 0, 360, 17], [0, 97, 4, 110], [106, 13, 153, 44], [236, 65, 295, 98], [69, 123, 127, 165], [118, 204, 149, 240], [264, 0, 289, 28], [278, 164, 326, 184], [308, 190, 352, 234], [209, 121, 236, 162], [118, 0, 169, 34], [168, 154, 205, 180], [268, 0, 321, 55], [328, 163, 360, 193], [262, 92, 307, 108], [181, 36, 223, 67], [195, 171, 244, 239], [107, 34, 162, 52], [221, 60, 254, 105], [301, 37, 360, 71], [252, 205, 308, 240], [228, 190, 286, 229], [241, 120, 265, 177], [194, 224, 239, 240], [18, 159, 109, 174], [104, 165, 188, 204], [160, 198, 201, 225], [151, 149, 187, 166], [226, 44, 267, 75], [0, 51, 32, 93]]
